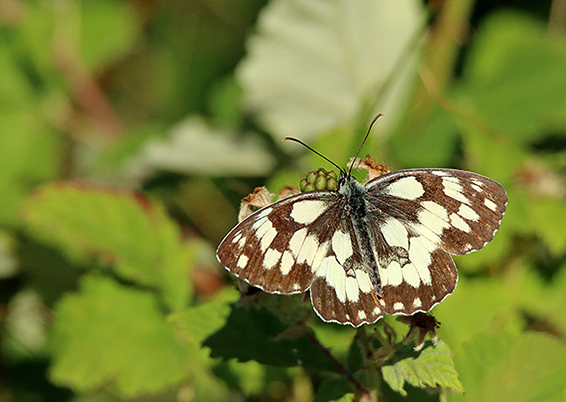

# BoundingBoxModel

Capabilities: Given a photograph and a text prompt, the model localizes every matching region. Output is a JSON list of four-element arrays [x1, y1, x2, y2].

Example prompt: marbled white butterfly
[[216, 118, 507, 327]]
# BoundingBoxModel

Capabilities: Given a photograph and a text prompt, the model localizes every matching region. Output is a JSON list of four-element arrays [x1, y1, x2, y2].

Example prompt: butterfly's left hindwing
[[216, 191, 343, 295]]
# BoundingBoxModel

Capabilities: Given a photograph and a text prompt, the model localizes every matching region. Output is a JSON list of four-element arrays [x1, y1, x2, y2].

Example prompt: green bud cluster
[[299, 168, 338, 192]]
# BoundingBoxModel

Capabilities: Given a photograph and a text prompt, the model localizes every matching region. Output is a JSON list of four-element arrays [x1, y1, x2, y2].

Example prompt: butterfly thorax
[[338, 173, 384, 296]]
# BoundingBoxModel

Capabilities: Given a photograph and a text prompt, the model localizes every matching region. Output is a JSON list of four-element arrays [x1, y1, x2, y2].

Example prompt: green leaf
[[79, 0, 140, 72], [203, 302, 337, 372], [169, 287, 240, 344], [548, 262, 566, 334], [0, 52, 60, 225], [310, 324, 357, 369], [212, 359, 270, 396], [528, 197, 566, 256], [455, 331, 566, 402], [459, 119, 526, 185], [208, 76, 245, 128], [382, 341, 463, 396], [432, 274, 528, 355], [0, 49, 34, 105], [49, 275, 191, 397], [388, 105, 460, 168], [459, 12, 566, 143], [237, 0, 425, 142], [0, 231, 17, 278], [313, 377, 354, 402], [23, 182, 193, 310]]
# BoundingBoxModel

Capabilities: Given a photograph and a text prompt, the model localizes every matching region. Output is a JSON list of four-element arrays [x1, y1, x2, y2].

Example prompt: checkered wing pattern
[[216, 168, 507, 327]]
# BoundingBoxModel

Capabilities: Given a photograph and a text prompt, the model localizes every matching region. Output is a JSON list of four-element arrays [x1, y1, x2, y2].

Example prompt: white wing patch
[[458, 203, 480, 221], [449, 212, 471, 232], [296, 234, 321, 265], [290, 200, 327, 224], [381, 235, 435, 288], [381, 261, 403, 286], [319, 256, 347, 302], [401, 263, 420, 287], [381, 218, 409, 249], [311, 241, 330, 274], [416, 201, 450, 243], [485, 197, 498, 211], [254, 219, 277, 252], [237, 254, 249, 268], [263, 248, 282, 270], [288, 228, 308, 256], [413, 297, 422, 308], [407, 236, 434, 285], [442, 178, 469, 204], [332, 230, 353, 264], [280, 250, 294, 275], [345, 277, 360, 302], [355, 270, 373, 293], [317, 256, 376, 304], [385, 176, 425, 200]]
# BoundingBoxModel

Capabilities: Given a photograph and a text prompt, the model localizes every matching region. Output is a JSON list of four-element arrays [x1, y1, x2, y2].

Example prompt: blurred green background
[[1, 0, 566, 401]]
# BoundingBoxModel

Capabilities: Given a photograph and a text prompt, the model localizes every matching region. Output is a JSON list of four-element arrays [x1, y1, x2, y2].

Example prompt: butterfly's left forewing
[[365, 169, 507, 255], [216, 191, 343, 294], [359, 168, 507, 317]]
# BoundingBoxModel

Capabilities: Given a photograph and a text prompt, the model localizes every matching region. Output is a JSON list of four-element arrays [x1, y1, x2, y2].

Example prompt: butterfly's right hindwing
[[216, 191, 342, 294]]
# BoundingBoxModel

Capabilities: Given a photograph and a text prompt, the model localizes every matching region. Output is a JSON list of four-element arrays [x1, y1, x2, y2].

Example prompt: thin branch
[[271, 302, 370, 398], [356, 326, 381, 401], [52, 0, 125, 139], [304, 326, 370, 399]]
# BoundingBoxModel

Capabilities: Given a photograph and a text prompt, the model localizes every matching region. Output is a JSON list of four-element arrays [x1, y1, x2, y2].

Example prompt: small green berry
[[314, 175, 327, 190], [306, 171, 317, 184], [302, 182, 315, 192], [300, 168, 339, 192], [327, 176, 337, 191]]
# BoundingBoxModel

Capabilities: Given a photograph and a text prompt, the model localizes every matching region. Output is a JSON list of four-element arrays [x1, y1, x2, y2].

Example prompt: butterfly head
[[337, 168, 356, 189]]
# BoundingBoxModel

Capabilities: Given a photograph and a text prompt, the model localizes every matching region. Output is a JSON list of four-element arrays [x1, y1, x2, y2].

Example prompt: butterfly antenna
[[283, 137, 344, 173], [348, 113, 383, 176]]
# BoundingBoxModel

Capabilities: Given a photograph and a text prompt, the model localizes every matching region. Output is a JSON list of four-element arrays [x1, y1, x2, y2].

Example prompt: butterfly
[[216, 119, 507, 327]]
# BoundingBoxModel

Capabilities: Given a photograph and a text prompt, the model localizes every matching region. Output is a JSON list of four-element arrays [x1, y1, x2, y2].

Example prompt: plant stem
[[271, 302, 370, 398], [356, 326, 381, 401], [303, 327, 370, 399]]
